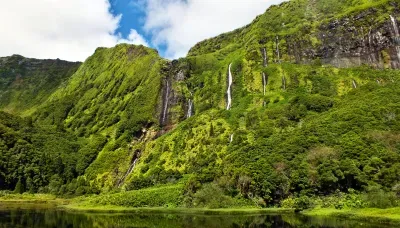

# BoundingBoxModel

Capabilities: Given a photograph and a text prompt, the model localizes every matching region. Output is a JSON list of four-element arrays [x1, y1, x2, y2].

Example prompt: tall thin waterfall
[[261, 47, 268, 67], [262, 72, 267, 95], [368, 28, 377, 64], [390, 15, 400, 61], [226, 63, 233, 110], [162, 80, 169, 125], [187, 99, 193, 118], [229, 134, 234, 143], [282, 76, 286, 90], [276, 36, 281, 63], [118, 156, 139, 187], [390, 15, 400, 37], [352, 80, 357, 89]]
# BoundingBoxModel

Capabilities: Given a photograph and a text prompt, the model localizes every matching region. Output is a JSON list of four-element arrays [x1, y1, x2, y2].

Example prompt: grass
[[303, 207, 400, 224], [0, 193, 69, 210], [63, 204, 293, 215], [0, 193, 57, 202]]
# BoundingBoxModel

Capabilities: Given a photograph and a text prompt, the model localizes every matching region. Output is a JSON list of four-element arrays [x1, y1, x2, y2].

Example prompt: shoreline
[[302, 207, 400, 224], [1, 196, 400, 224], [62, 204, 293, 215]]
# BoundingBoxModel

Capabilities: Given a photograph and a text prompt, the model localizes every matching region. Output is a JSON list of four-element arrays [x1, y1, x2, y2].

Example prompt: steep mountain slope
[[1, 0, 400, 208], [189, 0, 400, 69], [32, 44, 194, 190], [115, 0, 400, 203], [0, 55, 80, 115]]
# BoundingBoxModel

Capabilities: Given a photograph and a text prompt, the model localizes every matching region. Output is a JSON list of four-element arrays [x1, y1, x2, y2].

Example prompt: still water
[[0, 206, 394, 228]]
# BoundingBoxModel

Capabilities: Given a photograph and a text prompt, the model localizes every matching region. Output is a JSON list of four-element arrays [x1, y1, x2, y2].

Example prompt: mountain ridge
[[0, 0, 400, 209]]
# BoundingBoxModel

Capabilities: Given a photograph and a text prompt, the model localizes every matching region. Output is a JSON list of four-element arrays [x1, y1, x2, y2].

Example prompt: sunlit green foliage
[[1, 0, 400, 210]]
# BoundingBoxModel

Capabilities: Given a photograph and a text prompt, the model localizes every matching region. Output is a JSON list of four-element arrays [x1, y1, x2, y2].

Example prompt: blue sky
[[107, 0, 283, 59], [109, 0, 163, 52], [0, 0, 284, 61]]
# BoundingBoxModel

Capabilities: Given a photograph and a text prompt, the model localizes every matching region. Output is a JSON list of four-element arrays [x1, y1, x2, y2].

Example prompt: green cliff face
[[1, 0, 400, 207], [0, 55, 80, 115]]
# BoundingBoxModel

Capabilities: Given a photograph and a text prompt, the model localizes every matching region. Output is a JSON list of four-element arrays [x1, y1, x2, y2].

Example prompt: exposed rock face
[[189, 1, 400, 70], [316, 13, 397, 68], [282, 4, 400, 69]]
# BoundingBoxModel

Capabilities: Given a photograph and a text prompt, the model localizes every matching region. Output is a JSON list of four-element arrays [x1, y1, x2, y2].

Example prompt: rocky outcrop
[[317, 12, 399, 68], [283, 3, 400, 69]]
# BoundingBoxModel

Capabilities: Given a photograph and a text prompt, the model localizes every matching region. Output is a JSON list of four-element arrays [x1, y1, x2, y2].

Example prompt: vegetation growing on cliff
[[0, 0, 400, 211]]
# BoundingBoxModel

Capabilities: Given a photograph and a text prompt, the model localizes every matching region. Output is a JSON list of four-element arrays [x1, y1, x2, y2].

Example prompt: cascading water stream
[[262, 72, 267, 96], [118, 156, 139, 187], [282, 76, 286, 90], [276, 36, 281, 63], [261, 48, 268, 67], [187, 99, 193, 118], [226, 63, 233, 110], [390, 15, 400, 37], [390, 15, 400, 62], [367, 28, 377, 64], [229, 134, 234, 143], [352, 80, 357, 89], [162, 80, 170, 125]]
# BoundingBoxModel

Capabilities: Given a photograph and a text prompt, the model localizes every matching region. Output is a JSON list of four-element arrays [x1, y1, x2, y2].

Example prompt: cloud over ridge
[[0, 0, 285, 61], [0, 0, 148, 61], [141, 0, 283, 59]]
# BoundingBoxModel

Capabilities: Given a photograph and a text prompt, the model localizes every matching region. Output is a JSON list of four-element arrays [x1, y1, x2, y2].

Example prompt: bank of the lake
[[1, 193, 400, 225], [0, 193, 68, 205], [63, 204, 293, 215], [63, 202, 400, 224], [302, 207, 400, 224]]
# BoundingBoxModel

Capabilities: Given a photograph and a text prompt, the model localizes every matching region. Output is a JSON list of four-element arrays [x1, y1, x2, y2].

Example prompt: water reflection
[[0, 207, 393, 228]]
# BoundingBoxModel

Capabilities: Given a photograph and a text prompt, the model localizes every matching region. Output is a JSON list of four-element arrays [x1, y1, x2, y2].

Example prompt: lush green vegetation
[[0, 55, 80, 116], [0, 111, 102, 195], [0, 0, 400, 220]]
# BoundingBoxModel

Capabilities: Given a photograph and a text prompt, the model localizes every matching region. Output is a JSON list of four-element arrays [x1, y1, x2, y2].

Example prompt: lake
[[0, 206, 393, 228]]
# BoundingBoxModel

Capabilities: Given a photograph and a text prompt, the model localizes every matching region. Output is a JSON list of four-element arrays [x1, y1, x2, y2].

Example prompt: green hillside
[[1, 0, 400, 210], [0, 55, 80, 115]]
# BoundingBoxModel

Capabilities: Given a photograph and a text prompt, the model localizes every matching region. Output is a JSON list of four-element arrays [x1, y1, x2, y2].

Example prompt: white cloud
[[142, 0, 285, 59], [118, 29, 149, 46], [0, 0, 148, 61]]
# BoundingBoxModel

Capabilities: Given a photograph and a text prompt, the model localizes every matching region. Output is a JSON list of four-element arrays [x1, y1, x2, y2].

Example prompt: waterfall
[[162, 80, 170, 125], [282, 76, 286, 90], [390, 15, 400, 37], [390, 15, 400, 62], [226, 63, 233, 110], [262, 72, 267, 95], [261, 47, 268, 67], [187, 99, 193, 118], [352, 80, 357, 89], [276, 36, 281, 63], [118, 156, 139, 187], [368, 28, 377, 64], [229, 134, 234, 143]]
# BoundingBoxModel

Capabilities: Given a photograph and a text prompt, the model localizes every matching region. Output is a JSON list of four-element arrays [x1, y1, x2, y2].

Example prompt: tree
[[14, 179, 25, 194]]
